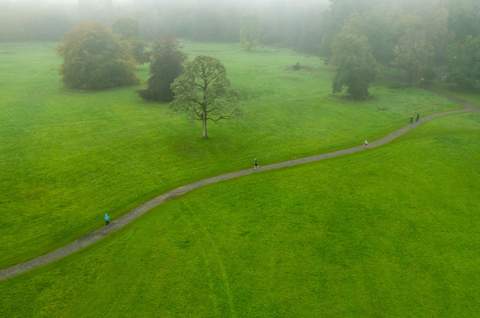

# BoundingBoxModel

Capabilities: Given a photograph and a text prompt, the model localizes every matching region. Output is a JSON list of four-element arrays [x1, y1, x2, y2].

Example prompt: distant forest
[[1, 0, 479, 89], [0, 0, 327, 53]]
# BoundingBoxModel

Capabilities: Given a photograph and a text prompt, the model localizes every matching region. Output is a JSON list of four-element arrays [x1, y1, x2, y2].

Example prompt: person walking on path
[[104, 213, 111, 226], [416, 113, 420, 122], [364, 139, 369, 147], [254, 158, 259, 170]]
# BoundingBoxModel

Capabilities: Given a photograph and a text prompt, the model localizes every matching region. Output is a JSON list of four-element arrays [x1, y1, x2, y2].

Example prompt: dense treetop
[[58, 23, 138, 90], [172, 55, 238, 138], [140, 39, 186, 102]]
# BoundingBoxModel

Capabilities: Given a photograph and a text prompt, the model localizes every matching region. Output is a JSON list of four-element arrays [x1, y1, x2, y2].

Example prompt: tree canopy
[[140, 39, 186, 102], [332, 25, 377, 100], [171, 56, 238, 139], [58, 23, 138, 90]]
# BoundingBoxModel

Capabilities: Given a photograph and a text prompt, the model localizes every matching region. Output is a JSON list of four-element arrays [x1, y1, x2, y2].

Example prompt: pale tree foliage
[[394, 15, 435, 86], [240, 16, 261, 51], [171, 56, 238, 139]]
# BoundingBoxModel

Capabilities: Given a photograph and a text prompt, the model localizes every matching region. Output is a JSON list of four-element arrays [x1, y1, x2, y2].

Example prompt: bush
[[58, 23, 138, 90]]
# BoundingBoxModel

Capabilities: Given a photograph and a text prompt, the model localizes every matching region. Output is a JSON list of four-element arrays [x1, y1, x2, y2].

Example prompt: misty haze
[[0, 0, 479, 317]]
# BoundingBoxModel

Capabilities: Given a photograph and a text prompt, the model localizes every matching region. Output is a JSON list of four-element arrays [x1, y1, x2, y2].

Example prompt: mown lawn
[[1, 113, 479, 317], [0, 42, 457, 267]]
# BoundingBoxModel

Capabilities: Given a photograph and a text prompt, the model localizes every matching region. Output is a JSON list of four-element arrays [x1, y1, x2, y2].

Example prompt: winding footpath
[[1, 96, 478, 282]]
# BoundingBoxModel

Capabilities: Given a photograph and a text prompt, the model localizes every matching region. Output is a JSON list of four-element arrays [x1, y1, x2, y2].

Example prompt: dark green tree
[[332, 26, 377, 100], [139, 39, 185, 102], [171, 56, 238, 139], [58, 23, 138, 90]]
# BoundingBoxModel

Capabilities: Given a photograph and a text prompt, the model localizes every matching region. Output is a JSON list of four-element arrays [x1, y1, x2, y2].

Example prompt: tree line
[[0, 1, 327, 52], [325, 0, 480, 98], [3, 0, 479, 99]]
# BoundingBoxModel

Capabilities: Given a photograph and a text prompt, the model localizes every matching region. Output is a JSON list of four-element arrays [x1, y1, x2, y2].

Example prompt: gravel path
[[0, 102, 476, 282]]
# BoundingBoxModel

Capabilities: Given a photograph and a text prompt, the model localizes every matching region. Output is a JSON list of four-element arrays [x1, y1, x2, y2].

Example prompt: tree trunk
[[202, 91, 209, 139], [202, 113, 208, 139]]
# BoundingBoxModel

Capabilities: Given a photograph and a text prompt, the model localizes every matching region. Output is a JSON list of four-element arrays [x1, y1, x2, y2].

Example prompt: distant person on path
[[410, 116, 414, 124], [364, 139, 369, 147], [254, 158, 259, 170], [104, 213, 111, 226], [416, 113, 420, 122]]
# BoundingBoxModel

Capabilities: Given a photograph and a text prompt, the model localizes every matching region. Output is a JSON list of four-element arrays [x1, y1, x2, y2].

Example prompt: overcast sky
[[0, 0, 330, 12], [3, 0, 328, 4]]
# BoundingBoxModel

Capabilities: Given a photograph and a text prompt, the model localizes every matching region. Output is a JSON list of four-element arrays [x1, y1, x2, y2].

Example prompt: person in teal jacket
[[104, 213, 111, 226]]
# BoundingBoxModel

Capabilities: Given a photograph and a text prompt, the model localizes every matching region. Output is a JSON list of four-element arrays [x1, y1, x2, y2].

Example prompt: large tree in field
[[58, 23, 138, 90], [171, 56, 238, 139], [139, 39, 185, 102], [332, 26, 377, 100]]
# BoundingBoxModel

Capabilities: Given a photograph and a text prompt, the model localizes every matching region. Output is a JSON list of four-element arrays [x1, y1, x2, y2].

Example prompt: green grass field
[[1, 112, 479, 317], [0, 42, 458, 268]]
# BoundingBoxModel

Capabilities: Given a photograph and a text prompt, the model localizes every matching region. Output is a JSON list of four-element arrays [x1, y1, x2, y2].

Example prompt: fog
[[0, 0, 330, 52], [0, 0, 478, 64]]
